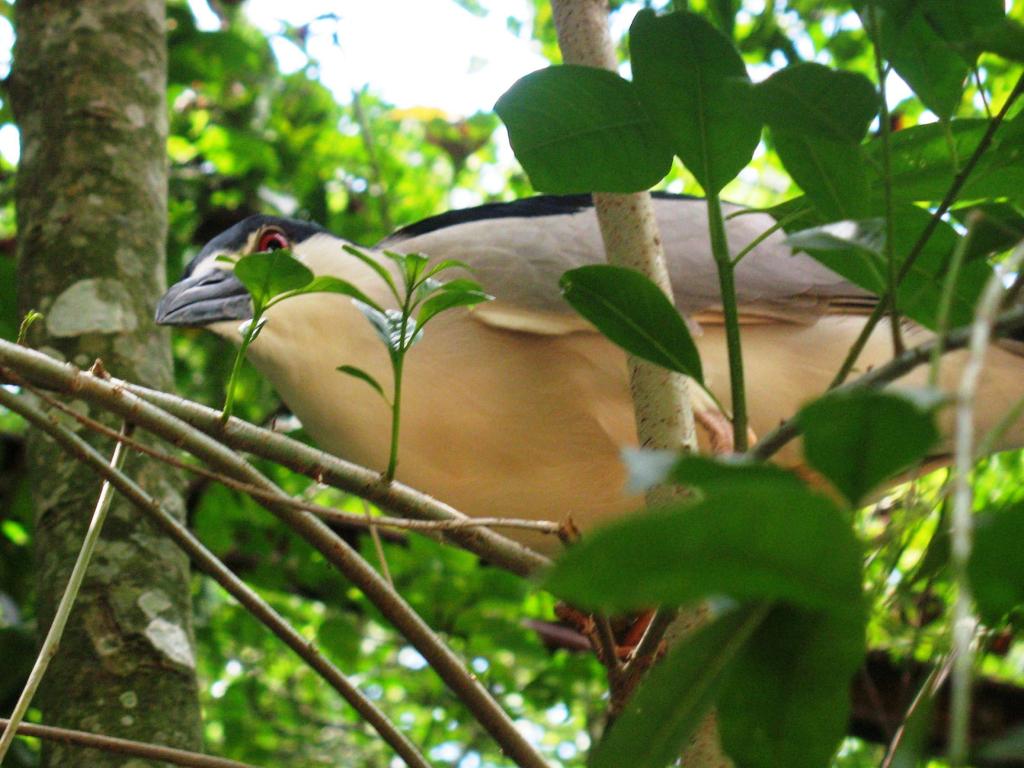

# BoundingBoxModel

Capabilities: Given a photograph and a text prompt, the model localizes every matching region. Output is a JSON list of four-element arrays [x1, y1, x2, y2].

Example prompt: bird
[[156, 194, 1024, 553]]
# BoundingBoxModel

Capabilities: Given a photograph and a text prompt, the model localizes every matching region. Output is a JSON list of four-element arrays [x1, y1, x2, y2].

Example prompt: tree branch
[[752, 306, 1024, 461], [0, 387, 432, 768], [119, 381, 551, 577], [0, 339, 551, 768], [0, 718, 260, 768]]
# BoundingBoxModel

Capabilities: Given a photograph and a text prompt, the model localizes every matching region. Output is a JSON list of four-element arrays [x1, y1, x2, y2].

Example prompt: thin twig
[[0, 340, 551, 768], [0, 422, 129, 764], [752, 306, 1024, 461], [363, 497, 394, 587], [948, 243, 1024, 765], [18, 384, 560, 536], [595, 614, 623, 678], [830, 72, 1024, 387], [0, 718, 261, 768], [7, 386, 562, 537], [929, 217, 976, 386], [867, 1, 904, 356], [0, 387, 433, 768]]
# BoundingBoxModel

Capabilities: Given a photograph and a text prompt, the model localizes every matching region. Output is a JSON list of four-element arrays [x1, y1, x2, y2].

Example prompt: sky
[[195, 0, 552, 117]]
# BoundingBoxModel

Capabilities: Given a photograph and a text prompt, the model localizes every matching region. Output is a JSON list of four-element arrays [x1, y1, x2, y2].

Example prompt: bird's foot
[[695, 408, 758, 454]]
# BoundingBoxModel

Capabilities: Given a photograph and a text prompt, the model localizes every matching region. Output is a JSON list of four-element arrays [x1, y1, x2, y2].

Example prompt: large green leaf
[[755, 62, 877, 143], [545, 474, 862, 616], [755, 63, 876, 219], [871, 0, 972, 118], [559, 265, 704, 385], [798, 389, 940, 506], [494, 65, 673, 193], [773, 133, 870, 220], [591, 604, 770, 768], [718, 604, 866, 768], [630, 9, 761, 194], [872, 118, 1024, 204], [970, 503, 1024, 624], [791, 204, 992, 330], [233, 250, 313, 308]]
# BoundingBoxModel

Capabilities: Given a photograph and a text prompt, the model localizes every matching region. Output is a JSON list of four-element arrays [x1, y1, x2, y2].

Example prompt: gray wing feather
[[381, 196, 869, 316]]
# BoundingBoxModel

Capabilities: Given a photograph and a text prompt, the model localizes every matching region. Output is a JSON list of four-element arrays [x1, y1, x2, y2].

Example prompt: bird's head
[[155, 215, 331, 335]]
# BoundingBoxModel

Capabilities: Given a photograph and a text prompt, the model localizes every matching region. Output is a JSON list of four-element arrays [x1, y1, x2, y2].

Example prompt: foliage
[[496, 0, 1024, 765], [1, 1, 1024, 767]]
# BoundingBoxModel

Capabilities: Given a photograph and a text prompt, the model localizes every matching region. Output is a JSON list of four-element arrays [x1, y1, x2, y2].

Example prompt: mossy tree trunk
[[9, 1, 202, 764]]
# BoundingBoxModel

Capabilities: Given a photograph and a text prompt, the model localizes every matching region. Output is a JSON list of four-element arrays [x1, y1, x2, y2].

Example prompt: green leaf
[[272, 275, 385, 314], [718, 604, 866, 768], [424, 258, 473, 280], [754, 64, 876, 219], [950, 202, 1024, 261], [233, 250, 314, 308], [969, 503, 1024, 624], [356, 304, 422, 353], [774, 133, 871, 219], [417, 286, 492, 328], [785, 219, 886, 255], [239, 316, 268, 344], [871, 0, 971, 118], [755, 63, 877, 143], [336, 365, 386, 400], [342, 244, 399, 301], [591, 603, 770, 768], [494, 65, 674, 193], [668, 455, 808, 494], [559, 265, 703, 385], [545, 477, 862, 616], [792, 204, 992, 330], [798, 388, 940, 506], [630, 9, 760, 194], [875, 118, 1024, 204]]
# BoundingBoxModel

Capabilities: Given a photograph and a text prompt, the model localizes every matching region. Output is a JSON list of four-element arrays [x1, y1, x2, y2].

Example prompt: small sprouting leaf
[[969, 502, 1024, 625], [356, 304, 423, 353], [559, 265, 703, 385], [417, 286, 492, 328], [272, 275, 385, 314], [495, 65, 674, 193], [438, 277, 486, 294], [630, 9, 760, 194], [234, 250, 314, 307], [239, 315, 268, 343], [591, 603, 769, 768], [545, 479, 862, 616], [798, 388, 940, 506], [390, 251, 429, 289], [17, 310, 43, 345], [786, 219, 886, 255], [337, 364, 386, 400], [424, 258, 473, 280], [343, 244, 399, 301]]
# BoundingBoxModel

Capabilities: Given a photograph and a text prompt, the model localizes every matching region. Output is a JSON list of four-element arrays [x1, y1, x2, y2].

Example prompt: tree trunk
[[9, 1, 202, 765]]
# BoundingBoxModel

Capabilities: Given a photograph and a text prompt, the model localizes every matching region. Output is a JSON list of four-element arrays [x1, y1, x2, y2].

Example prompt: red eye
[[257, 230, 289, 252]]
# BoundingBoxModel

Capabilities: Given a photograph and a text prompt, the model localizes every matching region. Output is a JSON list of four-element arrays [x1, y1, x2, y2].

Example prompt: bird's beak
[[155, 268, 253, 327]]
